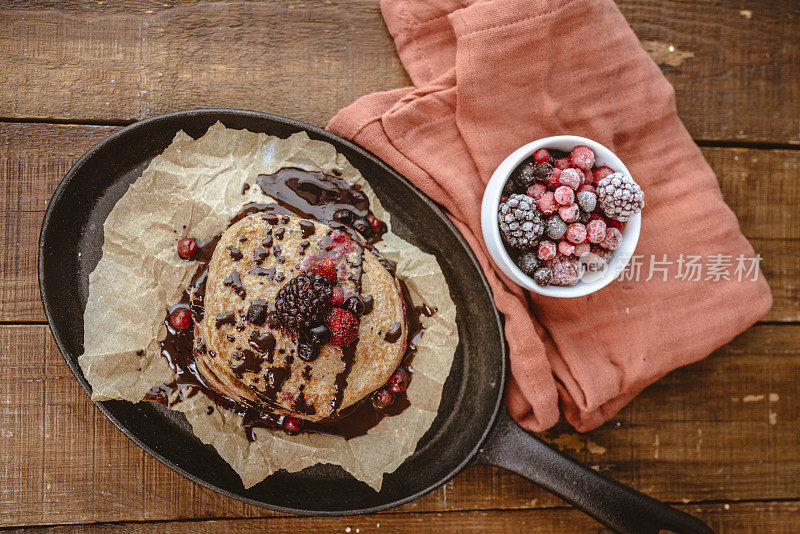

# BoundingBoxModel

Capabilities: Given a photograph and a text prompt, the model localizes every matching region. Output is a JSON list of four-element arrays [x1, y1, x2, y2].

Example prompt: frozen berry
[[387, 369, 408, 393], [586, 219, 607, 244], [326, 308, 359, 346], [305, 323, 331, 346], [169, 307, 192, 330], [558, 240, 575, 256], [297, 341, 321, 362], [591, 245, 614, 263], [559, 168, 582, 190], [502, 178, 517, 196], [600, 227, 623, 250], [566, 223, 587, 244], [569, 145, 596, 171], [307, 259, 337, 285], [605, 217, 626, 231], [594, 166, 614, 183], [577, 184, 596, 194], [554, 157, 570, 170], [513, 161, 539, 188], [498, 194, 545, 249], [533, 148, 551, 163], [537, 191, 559, 215], [527, 182, 547, 200], [275, 272, 333, 331], [533, 267, 553, 286], [330, 286, 344, 307], [516, 252, 539, 275], [547, 254, 581, 286], [576, 191, 597, 213], [545, 216, 567, 240], [582, 168, 595, 185], [372, 388, 394, 409], [177, 238, 198, 259], [554, 186, 575, 205], [344, 295, 365, 316], [596, 172, 644, 222], [558, 203, 580, 223], [538, 240, 557, 261], [368, 215, 382, 234], [574, 242, 591, 257], [352, 217, 372, 237], [544, 168, 562, 190], [283, 416, 302, 435]]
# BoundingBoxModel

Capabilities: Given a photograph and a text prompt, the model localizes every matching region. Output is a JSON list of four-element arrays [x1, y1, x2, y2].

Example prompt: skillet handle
[[474, 408, 713, 534]]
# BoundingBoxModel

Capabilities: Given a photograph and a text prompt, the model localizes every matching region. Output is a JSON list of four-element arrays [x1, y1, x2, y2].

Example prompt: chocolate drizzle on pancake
[[384, 322, 403, 343], [227, 246, 243, 261], [149, 168, 429, 440]]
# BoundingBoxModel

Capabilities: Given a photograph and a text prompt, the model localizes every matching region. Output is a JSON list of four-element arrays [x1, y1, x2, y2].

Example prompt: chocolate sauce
[[241, 182, 250, 194], [205, 406, 215, 415], [223, 270, 246, 299], [384, 322, 403, 343], [149, 167, 430, 441]]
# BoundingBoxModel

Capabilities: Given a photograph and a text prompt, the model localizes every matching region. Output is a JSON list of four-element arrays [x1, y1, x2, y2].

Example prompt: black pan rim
[[37, 108, 507, 516]]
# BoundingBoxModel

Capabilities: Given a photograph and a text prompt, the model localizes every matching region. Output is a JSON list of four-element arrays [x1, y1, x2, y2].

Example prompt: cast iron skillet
[[39, 109, 712, 534]]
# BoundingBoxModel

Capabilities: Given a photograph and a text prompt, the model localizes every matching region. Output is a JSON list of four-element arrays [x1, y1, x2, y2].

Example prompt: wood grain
[[2, 123, 797, 322], [0, 0, 797, 143], [7, 501, 800, 534], [1, 323, 797, 526]]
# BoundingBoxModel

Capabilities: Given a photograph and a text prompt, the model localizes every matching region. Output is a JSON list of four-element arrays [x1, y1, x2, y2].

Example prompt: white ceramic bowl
[[481, 135, 641, 298]]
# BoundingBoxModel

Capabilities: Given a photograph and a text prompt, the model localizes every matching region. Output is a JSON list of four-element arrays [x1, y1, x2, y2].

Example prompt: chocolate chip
[[246, 299, 268, 326]]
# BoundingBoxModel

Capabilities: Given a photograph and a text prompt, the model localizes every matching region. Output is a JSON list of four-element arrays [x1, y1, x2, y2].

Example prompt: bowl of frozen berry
[[481, 136, 644, 297]]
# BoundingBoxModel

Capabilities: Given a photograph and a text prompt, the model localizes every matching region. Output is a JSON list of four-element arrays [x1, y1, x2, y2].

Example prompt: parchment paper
[[78, 122, 458, 490]]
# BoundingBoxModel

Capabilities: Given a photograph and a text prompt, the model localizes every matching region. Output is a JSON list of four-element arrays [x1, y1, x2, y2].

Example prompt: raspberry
[[594, 166, 614, 183], [558, 240, 575, 256], [538, 240, 557, 261], [554, 157, 570, 170], [559, 168, 582, 190], [533, 148, 551, 164], [558, 203, 579, 223], [554, 186, 575, 206], [516, 252, 539, 275], [605, 217, 626, 231], [547, 254, 581, 286], [169, 307, 192, 330], [576, 191, 597, 213], [307, 259, 337, 284], [326, 308, 359, 347], [537, 191, 559, 215], [544, 168, 562, 190], [330, 286, 344, 307], [600, 227, 623, 250], [275, 272, 333, 331], [527, 182, 547, 200], [545, 216, 567, 240], [586, 219, 607, 243], [582, 169, 594, 185], [533, 267, 553, 286], [566, 223, 587, 244], [177, 238, 198, 259], [574, 242, 591, 257], [569, 145, 596, 171], [330, 230, 350, 245], [577, 184, 596, 194], [387, 368, 408, 393]]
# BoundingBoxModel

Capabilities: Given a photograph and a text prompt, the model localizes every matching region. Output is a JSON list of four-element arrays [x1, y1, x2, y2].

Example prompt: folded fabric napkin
[[327, 0, 772, 431]]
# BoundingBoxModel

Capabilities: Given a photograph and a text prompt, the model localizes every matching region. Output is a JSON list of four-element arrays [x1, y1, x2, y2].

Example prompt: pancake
[[194, 212, 407, 421]]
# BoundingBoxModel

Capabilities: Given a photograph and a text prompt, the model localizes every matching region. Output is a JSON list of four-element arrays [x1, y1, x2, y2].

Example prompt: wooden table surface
[[1, 1, 798, 532]]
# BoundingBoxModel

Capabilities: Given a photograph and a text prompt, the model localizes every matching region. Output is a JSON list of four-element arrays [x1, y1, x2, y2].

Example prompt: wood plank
[[0, 0, 798, 144], [1, 323, 797, 526], [2, 122, 798, 322], [5, 501, 800, 533]]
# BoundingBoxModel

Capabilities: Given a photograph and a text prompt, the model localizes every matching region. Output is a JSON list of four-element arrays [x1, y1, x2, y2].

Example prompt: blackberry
[[512, 160, 538, 188], [596, 172, 644, 222], [498, 194, 544, 250], [516, 252, 539, 276], [274, 272, 333, 331], [533, 162, 554, 181]]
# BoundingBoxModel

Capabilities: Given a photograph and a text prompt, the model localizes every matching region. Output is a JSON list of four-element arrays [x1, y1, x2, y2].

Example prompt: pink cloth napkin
[[327, 0, 772, 431]]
